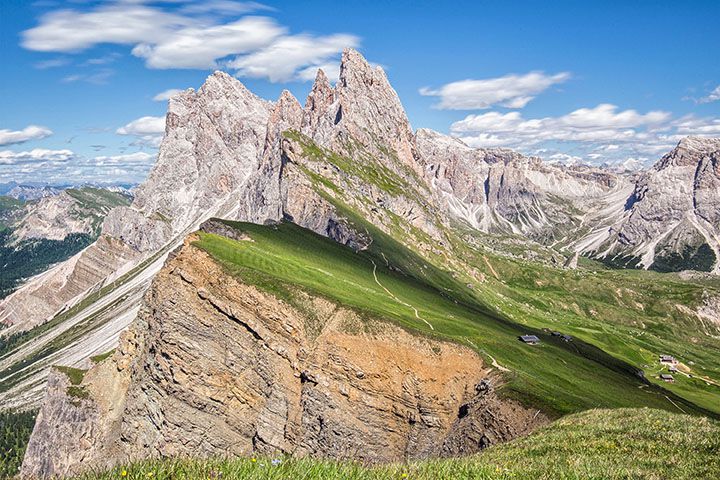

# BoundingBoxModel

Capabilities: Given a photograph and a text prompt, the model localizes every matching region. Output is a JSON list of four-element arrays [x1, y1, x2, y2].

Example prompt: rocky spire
[[302, 69, 335, 132]]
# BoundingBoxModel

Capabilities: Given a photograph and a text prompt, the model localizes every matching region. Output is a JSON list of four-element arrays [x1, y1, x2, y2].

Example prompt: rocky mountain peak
[[199, 70, 250, 97], [302, 69, 335, 130], [338, 47, 380, 88], [655, 136, 720, 170]]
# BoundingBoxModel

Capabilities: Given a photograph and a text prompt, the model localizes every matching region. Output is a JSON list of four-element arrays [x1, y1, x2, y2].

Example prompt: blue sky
[[1, 0, 719, 185]]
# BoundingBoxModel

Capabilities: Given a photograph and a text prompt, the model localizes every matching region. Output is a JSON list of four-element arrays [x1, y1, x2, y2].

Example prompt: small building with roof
[[659, 355, 677, 365], [519, 335, 540, 345]]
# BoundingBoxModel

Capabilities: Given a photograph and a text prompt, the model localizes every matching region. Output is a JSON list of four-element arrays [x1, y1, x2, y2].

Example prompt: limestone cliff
[[575, 137, 720, 272], [20, 225, 544, 478]]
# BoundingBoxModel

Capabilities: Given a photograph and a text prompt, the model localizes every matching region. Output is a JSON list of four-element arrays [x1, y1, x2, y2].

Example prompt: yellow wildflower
[[121, 471, 127, 477]]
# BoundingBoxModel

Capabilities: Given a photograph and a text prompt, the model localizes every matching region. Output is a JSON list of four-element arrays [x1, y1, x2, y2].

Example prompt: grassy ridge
[[73, 409, 720, 480], [194, 220, 712, 417]]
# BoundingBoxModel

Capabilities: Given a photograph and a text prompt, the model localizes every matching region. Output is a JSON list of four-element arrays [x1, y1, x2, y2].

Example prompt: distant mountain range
[[0, 187, 132, 299]]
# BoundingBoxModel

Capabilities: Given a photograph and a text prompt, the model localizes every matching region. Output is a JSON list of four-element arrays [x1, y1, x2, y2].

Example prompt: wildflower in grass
[[401, 473, 408, 478], [271, 459, 282, 466], [121, 470, 127, 477], [251, 458, 257, 463], [146, 472, 154, 478]]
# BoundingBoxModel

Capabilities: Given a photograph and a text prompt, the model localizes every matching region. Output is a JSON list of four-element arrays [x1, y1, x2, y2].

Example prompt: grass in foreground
[[73, 409, 720, 480]]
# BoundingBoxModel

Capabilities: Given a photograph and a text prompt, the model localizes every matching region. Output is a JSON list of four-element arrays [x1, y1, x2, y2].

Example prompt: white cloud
[[0, 148, 75, 164], [698, 85, 720, 104], [673, 115, 720, 136], [153, 88, 184, 101], [116, 116, 166, 136], [228, 33, 358, 83], [419, 71, 571, 110], [0, 125, 53, 146], [116, 116, 166, 148], [62, 68, 114, 85], [448, 103, 702, 167], [451, 104, 671, 146], [93, 152, 155, 165], [132, 17, 285, 69], [21, 3, 357, 82], [34, 57, 70, 69], [22, 5, 192, 52], [180, 1, 272, 15]]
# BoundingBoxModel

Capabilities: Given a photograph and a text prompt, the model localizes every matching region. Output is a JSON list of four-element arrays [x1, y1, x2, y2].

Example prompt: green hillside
[[194, 219, 719, 417], [75, 408, 720, 480]]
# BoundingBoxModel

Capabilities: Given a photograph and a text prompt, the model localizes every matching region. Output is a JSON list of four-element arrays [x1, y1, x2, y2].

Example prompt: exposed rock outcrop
[[414, 128, 632, 243], [576, 137, 720, 272], [20, 230, 545, 478]]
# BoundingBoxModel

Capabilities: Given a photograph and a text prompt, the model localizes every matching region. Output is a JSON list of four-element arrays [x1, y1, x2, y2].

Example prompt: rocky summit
[[2, 49, 720, 479]]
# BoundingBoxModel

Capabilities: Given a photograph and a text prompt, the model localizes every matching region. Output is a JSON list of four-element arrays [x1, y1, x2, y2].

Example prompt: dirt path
[[664, 395, 687, 413], [483, 255, 500, 280], [370, 259, 434, 331], [466, 339, 511, 372]]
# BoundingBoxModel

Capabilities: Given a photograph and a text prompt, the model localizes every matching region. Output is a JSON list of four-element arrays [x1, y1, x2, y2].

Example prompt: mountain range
[[1, 49, 719, 479]]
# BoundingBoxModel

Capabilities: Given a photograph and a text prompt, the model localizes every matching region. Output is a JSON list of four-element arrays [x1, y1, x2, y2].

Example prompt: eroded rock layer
[[20, 232, 544, 479]]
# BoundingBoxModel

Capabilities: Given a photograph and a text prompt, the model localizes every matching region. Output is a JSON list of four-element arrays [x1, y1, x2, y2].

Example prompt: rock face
[[414, 128, 632, 243], [7, 188, 132, 243], [104, 71, 273, 253], [20, 227, 544, 479], [574, 137, 720, 272]]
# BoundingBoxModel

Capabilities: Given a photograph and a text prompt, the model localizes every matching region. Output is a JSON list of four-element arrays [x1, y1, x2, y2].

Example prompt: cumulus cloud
[[116, 115, 166, 148], [228, 33, 359, 83], [0, 149, 156, 185], [21, 2, 357, 82], [116, 116, 166, 136], [697, 85, 720, 104], [131, 17, 284, 69], [0, 125, 53, 146], [153, 89, 184, 101], [447, 103, 718, 168], [451, 104, 671, 146], [419, 71, 571, 110], [0, 148, 75, 165]]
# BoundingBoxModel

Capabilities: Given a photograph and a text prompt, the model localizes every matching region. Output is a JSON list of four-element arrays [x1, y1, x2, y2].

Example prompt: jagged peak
[[314, 68, 330, 87], [305, 68, 334, 108], [655, 136, 720, 170], [277, 89, 301, 109], [338, 48, 387, 89], [675, 136, 720, 152], [198, 70, 259, 101], [270, 89, 302, 127]]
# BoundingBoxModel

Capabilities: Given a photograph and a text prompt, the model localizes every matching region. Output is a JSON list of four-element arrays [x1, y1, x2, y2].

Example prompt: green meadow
[[194, 219, 718, 417]]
